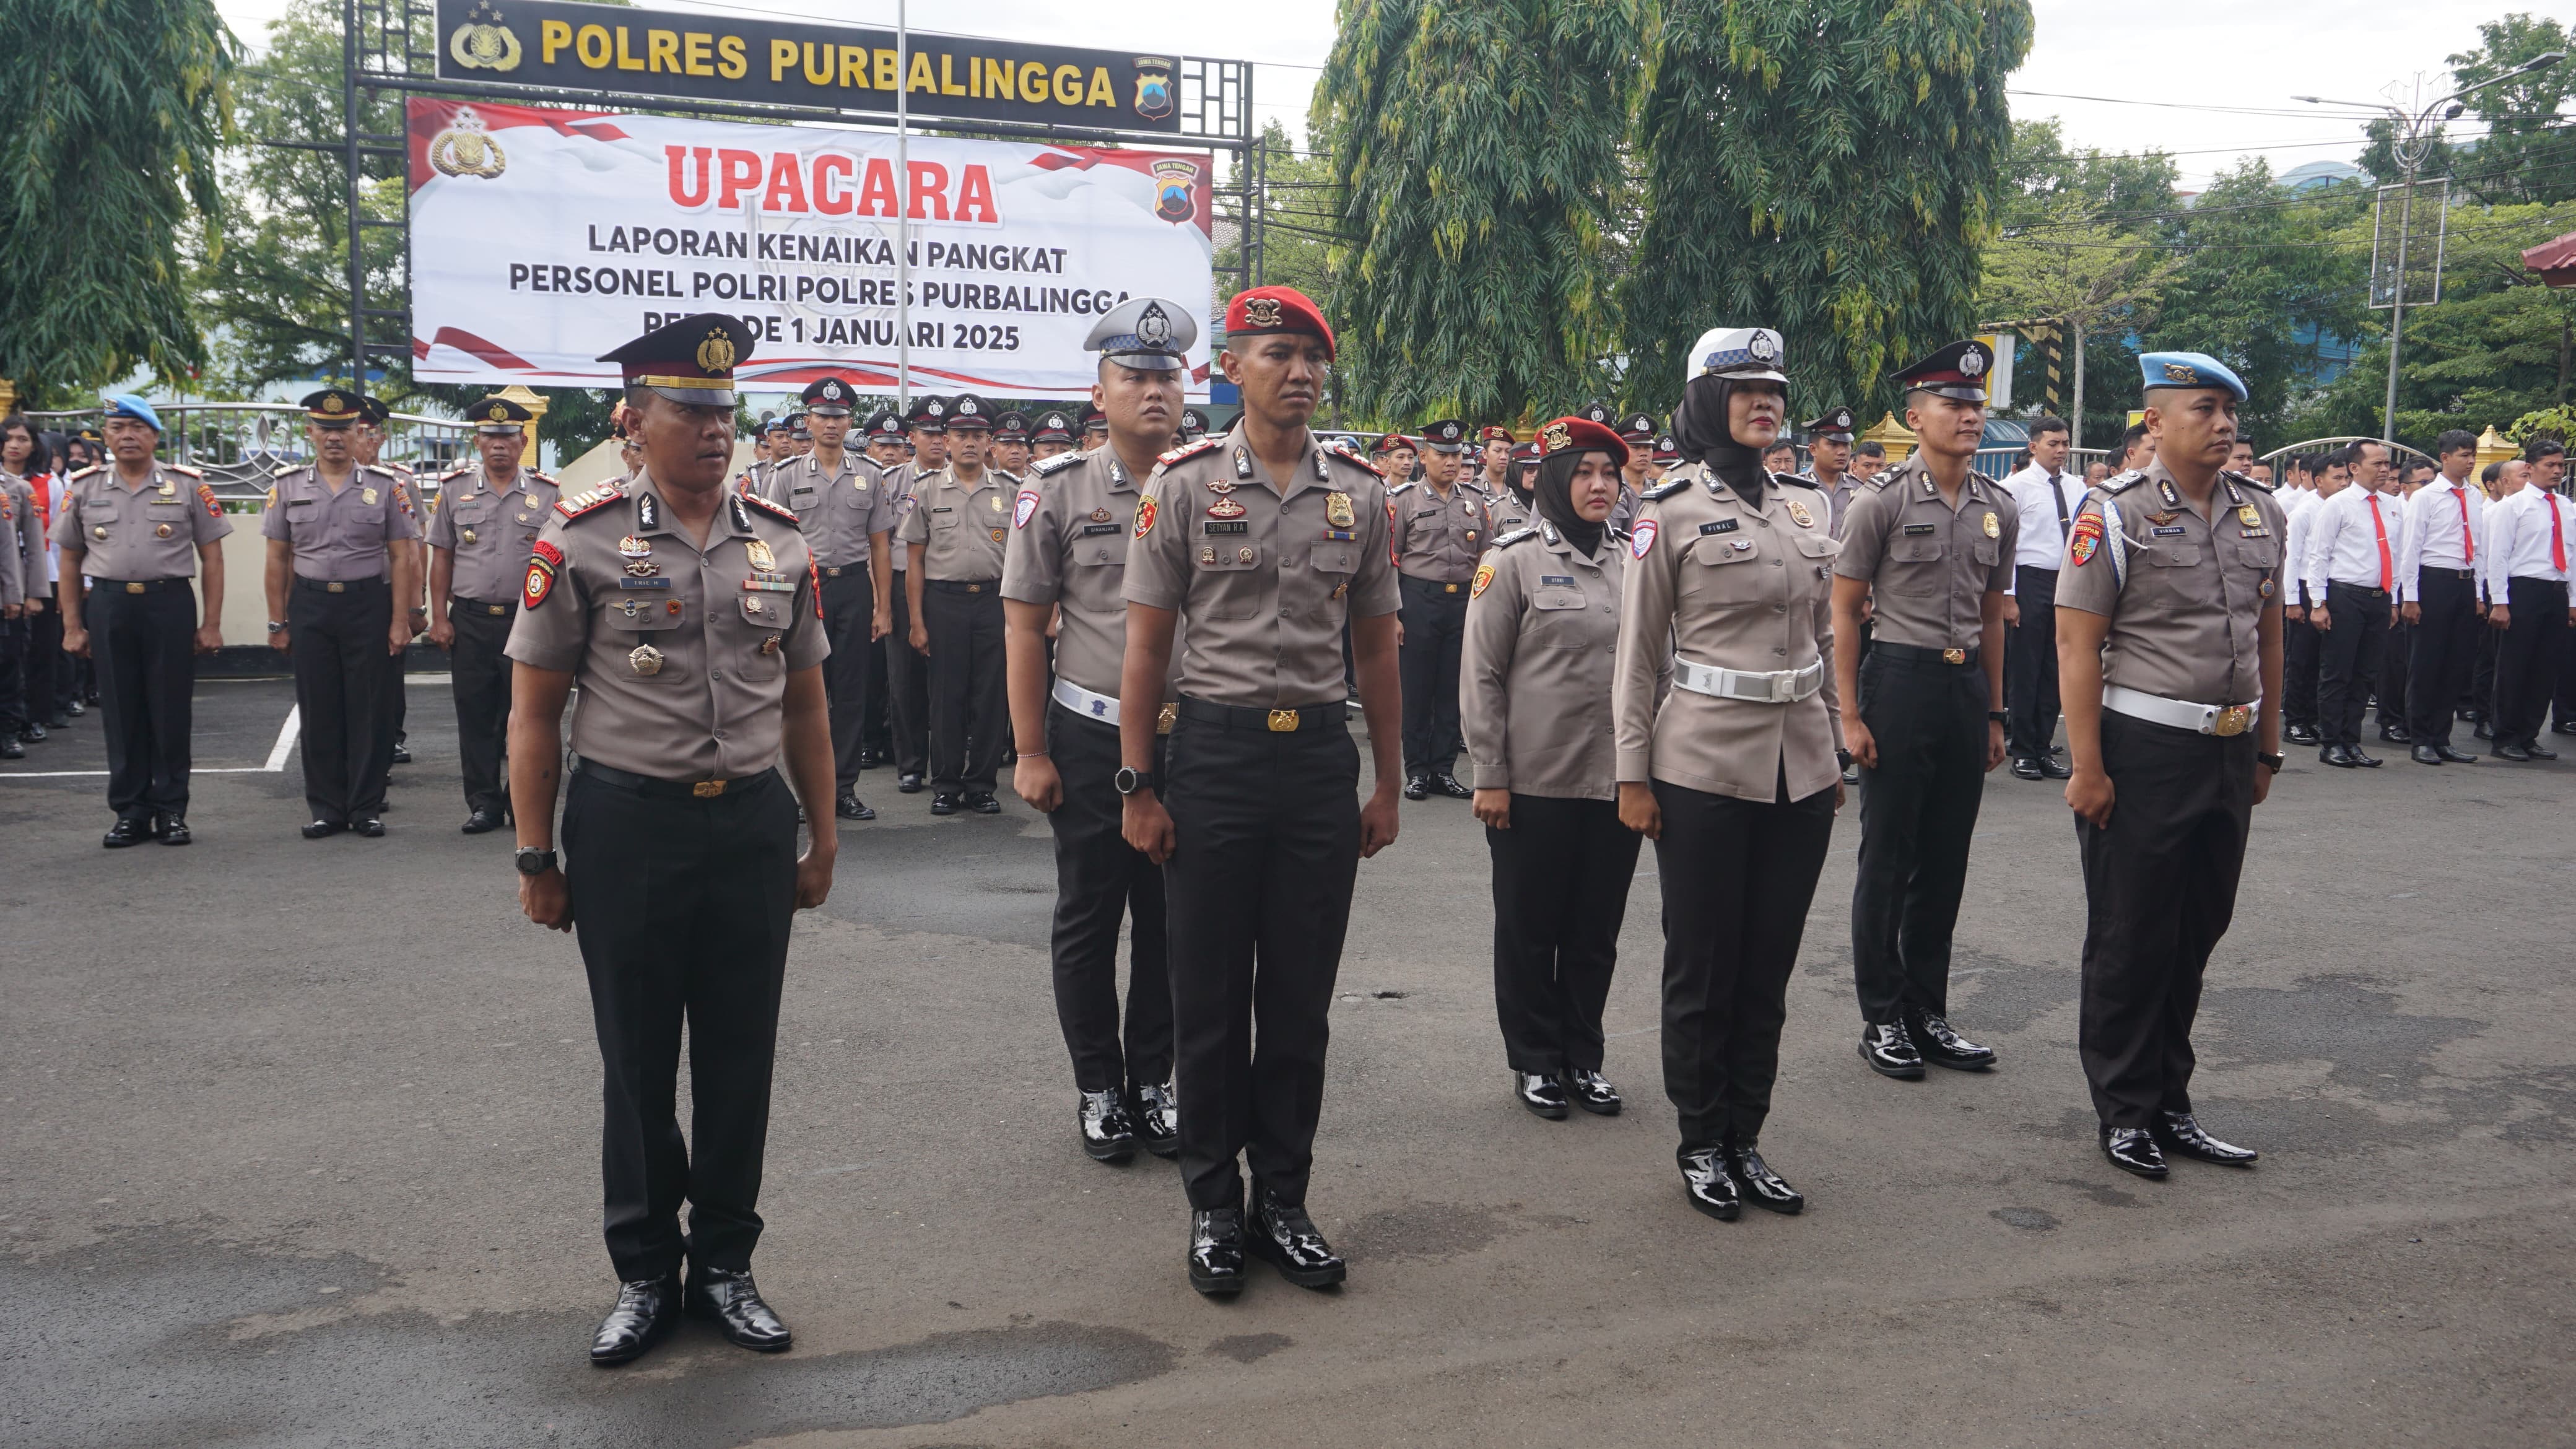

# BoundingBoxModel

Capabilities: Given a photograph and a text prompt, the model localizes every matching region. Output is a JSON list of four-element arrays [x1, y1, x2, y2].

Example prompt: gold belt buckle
[[327, 581, 346, 594], [488, 604, 507, 616], [124, 581, 146, 594], [1266, 708, 1300, 733], [1444, 583, 1460, 594], [692, 779, 727, 798], [965, 582, 982, 594], [1941, 647, 1965, 664], [2213, 705, 2252, 737], [1156, 702, 1177, 736], [824, 566, 842, 577]]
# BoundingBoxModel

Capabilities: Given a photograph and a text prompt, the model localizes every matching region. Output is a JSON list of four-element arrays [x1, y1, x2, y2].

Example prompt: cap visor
[[647, 385, 739, 408]]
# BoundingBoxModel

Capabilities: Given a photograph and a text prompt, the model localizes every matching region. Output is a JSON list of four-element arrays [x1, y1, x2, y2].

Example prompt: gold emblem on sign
[[696, 331, 736, 374], [744, 537, 776, 572], [1325, 492, 1355, 528], [446, 1, 522, 71], [427, 108, 508, 179], [1981, 511, 1999, 539], [629, 644, 665, 676]]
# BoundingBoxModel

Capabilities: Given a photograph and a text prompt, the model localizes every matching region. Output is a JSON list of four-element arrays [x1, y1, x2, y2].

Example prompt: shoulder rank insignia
[[1492, 526, 1539, 549], [1155, 437, 1223, 469], [1325, 443, 1386, 479], [1773, 469, 1821, 490], [742, 490, 800, 524], [1031, 451, 1081, 477], [167, 463, 203, 479], [1460, 478, 1490, 495], [556, 482, 626, 521], [1642, 476, 1692, 501], [2224, 468, 2274, 494], [1388, 481, 1417, 497], [67, 463, 105, 481], [438, 465, 472, 481], [528, 470, 555, 485], [2102, 469, 2147, 495], [1866, 467, 1901, 490]]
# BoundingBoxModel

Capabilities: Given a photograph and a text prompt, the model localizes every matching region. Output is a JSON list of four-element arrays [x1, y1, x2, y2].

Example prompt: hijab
[[1671, 373, 1772, 510], [1533, 448, 1611, 559]]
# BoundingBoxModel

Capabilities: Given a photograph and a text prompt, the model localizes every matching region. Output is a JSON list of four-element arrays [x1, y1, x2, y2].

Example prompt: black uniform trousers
[[1851, 648, 1988, 1025], [26, 598, 64, 726], [0, 614, 25, 736], [2406, 568, 2481, 746], [2077, 713, 2252, 1129], [921, 580, 1005, 794], [2494, 577, 2569, 750], [2378, 617, 2411, 734], [447, 602, 516, 815], [2316, 580, 2391, 748], [884, 574, 929, 776], [1655, 772, 1834, 1152], [90, 580, 199, 819], [2468, 625, 2498, 721], [1396, 574, 1468, 778], [1487, 793, 1640, 1074], [819, 567, 876, 795], [1045, 707, 1173, 1094], [378, 624, 409, 766], [2284, 585, 2322, 731], [2006, 565, 2061, 760], [1164, 705, 1360, 1212], [563, 765, 796, 1282], [2554, 610, 2576, 731], [288, 576, 393, 825]]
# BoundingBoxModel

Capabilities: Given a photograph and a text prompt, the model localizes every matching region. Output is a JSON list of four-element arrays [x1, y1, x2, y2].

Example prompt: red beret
[[1534, 416, 1627, 461], [1224, 285, 1334, 362], [1371, 432, 1416, 454], [1476, 425, 1515, 445]]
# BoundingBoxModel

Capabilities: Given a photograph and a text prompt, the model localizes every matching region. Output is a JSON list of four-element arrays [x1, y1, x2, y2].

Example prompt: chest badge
[[361, 487, 379, 506], [1325, 492, 1355, 529], [1785, 498, 1814, 528], [1090, 506, 1112, 523], [990, 526, 1006, 542], [1982, 510, 2000, 539], [629, 644, 664, 676], [759, 633, 783, 655], [618, 534, 658, 577], [1199, 545, 1217, 565], [744, 537, 777, 572], [1237, 546, 1256, 564], [2237, 503, 2263, 528], [154, 523, 173, 538], [2146, 511, 2181, 526], [460, 528, 479, 544], [1206, 494, 1245, 520]]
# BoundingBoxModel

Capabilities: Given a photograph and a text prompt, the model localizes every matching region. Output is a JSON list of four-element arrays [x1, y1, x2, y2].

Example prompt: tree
[[1619, 0, 2032, 424], [0, 0, 237, 404], [1977, 197, 2183, 437], [1310, 0, 1642, 426], [2442, 13, 2576, 206], [1219, 120, 1339, 316]]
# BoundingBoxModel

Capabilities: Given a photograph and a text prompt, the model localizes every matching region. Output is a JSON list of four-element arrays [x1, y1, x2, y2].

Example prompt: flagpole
[[894, 0, 910, 412]]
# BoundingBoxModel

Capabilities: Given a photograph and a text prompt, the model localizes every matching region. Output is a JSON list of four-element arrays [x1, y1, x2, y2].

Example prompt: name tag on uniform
[[1412, 508, 1440, 518], [1700, 520, 1738, 534], [2151, 525, 2188, 536], [1902, 523, 1938, 535], [1204, 520, 1250, 535], [932, 505, 954, 513], [617, 577, 673, 590], [1541, 575, 1576, 587], [792, 486, 815, 497], [1079, 521, 1121, 536]]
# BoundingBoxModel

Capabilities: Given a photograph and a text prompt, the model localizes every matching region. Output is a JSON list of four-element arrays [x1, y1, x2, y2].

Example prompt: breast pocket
[[1684, 541, 1767, 606], [2228, 540, 2279, 572], [1073, 539, 1124, 568], [1526, 586, 1591, 646], [788, 488, 821, 521], [2143, 543, 2204, 569], [1793, 531, 1841, 591], [1887, 537, 1944, 594], [1193, 536, 1263, 618], [737, 594, 790, 680], [143, 498, 191, 537], [1972, 541, 1999, 568]]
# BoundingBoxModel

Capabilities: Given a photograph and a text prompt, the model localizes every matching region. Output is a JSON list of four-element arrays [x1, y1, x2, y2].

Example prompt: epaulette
[[742, 490, 801, 524], [1388, 481, 1418, 496], [1460, 478, 1490, 494], [555, 482, 626, 521], [528, 470, 555, 485], [1641, 476, 1692, 501], [438, 465, 471, 481], [1773, 469, 1822, 490], [1492, 526, 1539, 549], [2224, 468, 2273, 494], [1608, 524, 1631, 544], [2102, 469, 2147, 495], [272, 463, 302, 479], [167, 463, 202, 479], [1324, 443, 1386, 479], [68, 464, 103, 481], [1030, 451, 1081, 477], [1155, 437, 1223, 469], [1866, 467, 1901, 490]]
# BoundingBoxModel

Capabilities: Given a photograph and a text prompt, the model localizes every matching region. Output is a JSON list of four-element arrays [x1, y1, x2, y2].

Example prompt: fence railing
[[24, 402, 479, 499]]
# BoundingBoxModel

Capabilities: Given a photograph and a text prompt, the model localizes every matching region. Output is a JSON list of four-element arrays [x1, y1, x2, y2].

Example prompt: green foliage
[[1216, 120, 1339, 316], [2439, 14, 2575, 206], [1999, 118, 2178, 233], [1311, 0, 1642, 427], [2507, 404, 2576, 444], [0, 0, 237, 404], [1619, 0, 2032, 424]]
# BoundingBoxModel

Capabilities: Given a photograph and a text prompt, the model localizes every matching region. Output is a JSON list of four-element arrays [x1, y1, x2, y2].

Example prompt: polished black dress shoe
[[2154, 1110, 2258, 1165], [1248, 1184, 1346, 1288], [461, 808, 505, 834], [1133, 1080, 1180, 1157], [1560, 1066, 1621, 1115], [2474, 719, 2496, 740], [834, 792, 876, 820], [19, 721, 43, 742], [301, 819, 346, 840], [102, 815, 152, 848], [352, 815, 386, 837], [1402, 774, 1429, 801], [1432, 773, 1474, 799], [2434, 743, 2478, 764], [684, 1266, 792, 1352], [2320, 742, 2357, 767], [2378, 723, 2411, 744], [2555, 721, 2576, 736], [2410, 744, 2443, 765], [1859, 1021, 1925, 1079], [1723, 1143, 1804, 1214], [2349, 747, 2380, 767], [1679, 1147, 1741, 1221], [928, 791, 959, 816], [590, 1274, 681, 1365], [0, 736, 24, 760], [67, 699, 85, 716], [1188, 1208, 1246, 1296], [897, 772, 925, 793], [967, 791, 1003, 815], [2458, 705, 2486, 724], [157, 815, 191, 846], [856, 747, 880, 769], [2284, 722, 2320, 745], [1514, 1069, 1569, 1120], [391, 742, 414, 764], [1079, 1089, 1138, 1163], [2040, 754, 2073, 779], [2100, 1126, 2169, 1179], [1907, 1009, 1996, 1069], [2009, 755, 2045, 780], [2496, 742, 2534, 762]]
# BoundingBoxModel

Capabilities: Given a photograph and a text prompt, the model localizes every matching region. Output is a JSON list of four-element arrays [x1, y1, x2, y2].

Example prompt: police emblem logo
[[1749, 330, 1780, 362], [629, 644, 664, 676], [1982, 511, 1999, 539], [1540, 421, 1572, 454], [1325, 492, 1356, 529], [617, 534, 652, 559], [1785, 498, 1814, 528], [990, 526, 1006, 542], [959, 398, 979, 416], [696, 331, 736, 373], [1630, 518, 1659, 558], [324, 393, 344, 412], [1013, 489, 1041, 529], [1133, 56, 1176, 121], [460, 528, 478, 544], [1137, 302, 1172, 346], [2164, 362, 2198, 383], [1133, 495, 1159, 538], [1471, 561, 1496, 599], [1960, 349, 1986, 378], [925, 398, 945, 417], [1242, 297, 1283, 329], [2068, 511, 2104, 567], [744, 537, 777, 572], [1150, 160, 1199, 223], [361, 487, 378, 506], [822, 380, 842, 399], [524, 539, 564, 607], [1237, 547, 1256, 564], [487, 403, 507, 420], [446, 1, 521, 71], [2237, 503, 2263, 528]]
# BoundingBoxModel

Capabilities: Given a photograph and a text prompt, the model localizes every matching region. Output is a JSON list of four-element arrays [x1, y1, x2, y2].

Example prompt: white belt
[[2104, 684, 2256, 737], [1053, 677, 1178, 734], [1671, 656, 1823, 704]]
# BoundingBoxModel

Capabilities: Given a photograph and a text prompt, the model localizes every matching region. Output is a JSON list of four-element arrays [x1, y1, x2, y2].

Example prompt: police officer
[[50, 395, 230, 845], [884, 398, 948, 791], [1373, 430, 1419, 482], [1030, 409, 1078, 462], [1079, 402, 1109, 450], [356, 396, 424, 769], [990, 410, 1033, 476], [1390, 417, 1489, 799], [1474, 424, 1516, 495], [767, 376, 895, 820], [1117, 285, 1404, 1297], [855, 407, 912, 768], [1617, 330, 1845, 1220], [1177, 407, 1210, 444], [1801, 407, 1861, 533], [1830, 340, 2013, 1080], [424, 395, 559, 833], [1486, 437, 1539, 537], [2055, 352, 2281, 1179], [1463, 415, 1642, 1123], [264, 389, 419, 839], [1003, 296, 1193, 1164], [901, 393, 1012, 814], [505, 313, 832, 1366]]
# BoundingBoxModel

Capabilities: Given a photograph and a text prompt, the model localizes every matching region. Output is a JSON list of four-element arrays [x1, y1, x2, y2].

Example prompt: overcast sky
[[219, 0, 2510, 187]]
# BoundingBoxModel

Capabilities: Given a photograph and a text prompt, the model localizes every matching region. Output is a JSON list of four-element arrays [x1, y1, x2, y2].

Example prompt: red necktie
[[2550, 494, 2567, 574], [2367, 492, 2393, 591], [2455, 487, 2474, 562]]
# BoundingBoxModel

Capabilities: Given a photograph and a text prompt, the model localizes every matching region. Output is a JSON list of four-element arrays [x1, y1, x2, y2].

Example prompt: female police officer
[[1462, 415, 1642, 1120], [1615, 326, 1844, 1222]]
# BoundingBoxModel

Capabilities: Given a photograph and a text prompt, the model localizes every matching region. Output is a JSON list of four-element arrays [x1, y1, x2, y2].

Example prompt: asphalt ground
[[4, 676, 2573, 1448]]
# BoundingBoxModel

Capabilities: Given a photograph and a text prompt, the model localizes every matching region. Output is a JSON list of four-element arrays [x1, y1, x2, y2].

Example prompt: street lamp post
[[2297, 50, 2564, 445]]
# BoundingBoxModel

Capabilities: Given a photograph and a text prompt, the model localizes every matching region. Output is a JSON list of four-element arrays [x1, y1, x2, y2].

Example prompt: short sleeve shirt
[[260, 465, 420, 580], [2053, 463, 2286, 707], [1831, 457, 2016, 650], [1390, 479, 1493, 583], [424, 466, 559, 604], [1001, 445, 1150, 698], [53, 464, 232, 580], [765, 450, 893, 570], [897, 465, 1014, 580]]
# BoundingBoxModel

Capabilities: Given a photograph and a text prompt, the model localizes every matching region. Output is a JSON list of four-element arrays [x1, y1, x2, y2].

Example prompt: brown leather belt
[[573, 756, 779, 801], [1176, 697, 1349, 733]]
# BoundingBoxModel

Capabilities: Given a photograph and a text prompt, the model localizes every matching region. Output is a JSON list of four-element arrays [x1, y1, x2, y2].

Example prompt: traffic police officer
[[901, 393, 1012, 814], [1830, 340, 2012, 1079], [1389, 417, 1489, 799], [1117, 285, 1404, 1297], [505, 313, 832, 1366], [1463, 415, 1642, 1123], [2055, 352, 2280, 1178], [768, 376, 895, 819], [263, 389, 419, 839], [1003, 296, 1194, 1165], [49, 394, 230, 845], [424, 394, 558, 833], [1618, 330, 1845, 1221]]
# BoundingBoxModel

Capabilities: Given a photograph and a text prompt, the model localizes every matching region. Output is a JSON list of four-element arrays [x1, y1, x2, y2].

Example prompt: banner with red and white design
[[406, 98, 1215, 398]]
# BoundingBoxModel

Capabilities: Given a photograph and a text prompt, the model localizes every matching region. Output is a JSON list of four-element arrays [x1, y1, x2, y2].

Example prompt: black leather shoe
[[461, 808, 505, 834], [157, 815, 191, 846], [1188, 1208, 1246, 1296], [2349, 747, 2380, 767], [2458, 706, 2486, 724], [2100, 1126, 2169, 1179], [897, 772, 925, 793], [19, 722, 43, 742], [2497, 742, 2534, 762], [1907, 1009, 1996, 1069], [2410, 744, 2443, 765], [2320, 743, 2354, 767], [2434, 744, 2479, 764], [967, 791, 1003, 815], [590, 1274, 681, 1365], [102, 815, 151, 848], [391, 742, 413, 764], [1679, 1147, 1741, 1221], [1133, 1080, 1180, 1158], [301, 819, 346, 840], [1402, 774, 1429, 801], [2555, 721, 2576, 736], [1859, 1020, 1925, 1079], [1432, 773, 1473, 799], [60, 702, 82, 720], [2009, 755, 2045, 780], [352, 815, 386, 837], [928, 791, 959, 816], [2040, 754, 2073, 779], [2530, 742, 2560, 760], [1079, 1089, 1138, 1163], [2475, 720, 2496, 741], [834, 793, 876, 820], [0, 736, 23, 760], [1514, 1069, 1569, 1120], [2378, 723, 2410, 744], [1248, 1184, 1346, 1288], [1723, 1143, 1804, 1214], [2153, 1110, 2259, 1166], [1560, 1066, 1621, 1115], [684, 1266, 791, 1352], [856, 747, 880, 769], [2285, 723, 2320, 745]]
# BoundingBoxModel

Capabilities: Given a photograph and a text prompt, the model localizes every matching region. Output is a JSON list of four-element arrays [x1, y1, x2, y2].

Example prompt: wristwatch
[[514, 846, 559, 876], [2255, 751, 2286, 773], [1836, 748, 1854, 771], [1986, 710, 2008, 723], [1113, 767, 1157, 796], [266, 620, 287, 635]]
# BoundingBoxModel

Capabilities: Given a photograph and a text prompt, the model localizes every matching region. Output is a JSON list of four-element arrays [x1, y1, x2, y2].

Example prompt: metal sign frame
[[2369, 176, 2450, 311]]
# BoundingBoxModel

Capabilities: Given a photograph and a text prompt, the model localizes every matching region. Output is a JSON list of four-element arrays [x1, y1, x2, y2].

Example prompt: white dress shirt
[[2003, 462, 2086, 575], [2481, 485, 2575, 598], [2304, 484, 2406, 603], [2276, 485, 2317, 520], [2395, 477, 2485, 601]]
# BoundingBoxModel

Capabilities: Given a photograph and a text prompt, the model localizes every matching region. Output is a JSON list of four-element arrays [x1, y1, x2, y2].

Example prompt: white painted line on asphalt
[[263, 705, 300, 771], [1, 704, 300, 781]]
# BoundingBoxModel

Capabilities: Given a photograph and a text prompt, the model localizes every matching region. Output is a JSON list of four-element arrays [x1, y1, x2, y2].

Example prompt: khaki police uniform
[[376, 461, 422, 773], [1389, 477, 1492, 783], [767, 449, 894, 800], [900, 463, 1014, 800], [1121, 427, 1401, 1214], [263, 463, 417, 827], [879, 462, 936, 780], [425, 463, 559, 819], [50, 463, 230, 823], [1832, 456, 2014, 1032]]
